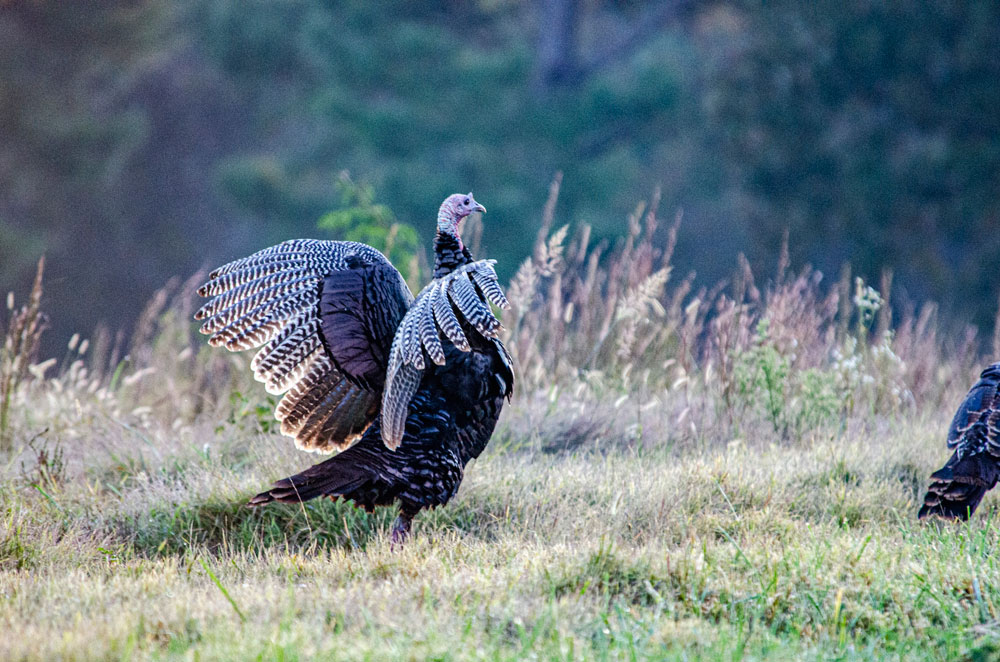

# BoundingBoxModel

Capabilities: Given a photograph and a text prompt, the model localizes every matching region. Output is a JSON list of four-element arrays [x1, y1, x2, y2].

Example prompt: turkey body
[[249, 324, 513, 529], [919, 362, 1000, 520], [196, 193, 512, 541]]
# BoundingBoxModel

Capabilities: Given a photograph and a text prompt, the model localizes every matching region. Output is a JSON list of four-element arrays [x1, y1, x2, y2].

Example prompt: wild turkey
[[919, 363, 1000, 520], [195, 193, 514, 542]]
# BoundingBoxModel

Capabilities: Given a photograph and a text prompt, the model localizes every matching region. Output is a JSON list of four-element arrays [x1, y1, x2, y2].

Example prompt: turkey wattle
[[195, 193, 514, 542]]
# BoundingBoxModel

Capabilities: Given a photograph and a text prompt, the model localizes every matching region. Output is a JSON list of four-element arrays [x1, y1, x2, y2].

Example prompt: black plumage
[[196, 193, 513, 541], [919, 363, 1000, 520], [250, 339, 512, 539], [432, 229, 472, 278]]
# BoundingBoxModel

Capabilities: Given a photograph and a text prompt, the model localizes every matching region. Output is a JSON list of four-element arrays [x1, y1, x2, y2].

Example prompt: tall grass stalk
[[0, 256, 46, 450], [501, 179, 977, 447]]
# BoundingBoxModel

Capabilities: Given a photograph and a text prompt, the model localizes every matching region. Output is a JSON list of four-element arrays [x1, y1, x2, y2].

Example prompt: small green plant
[[219, 390, 278, 435], [0, 521, 39, 571], [19, 429, 64, 492], [832, 278, 911, 417], [317, 173, 422, 287], [734, 319, 791, 435], [793, 367, 844, 432], [734, 319, 850, 438]]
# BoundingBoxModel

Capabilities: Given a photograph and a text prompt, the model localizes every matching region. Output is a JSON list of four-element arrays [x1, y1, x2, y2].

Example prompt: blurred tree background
[[1, 0, 998, 352]]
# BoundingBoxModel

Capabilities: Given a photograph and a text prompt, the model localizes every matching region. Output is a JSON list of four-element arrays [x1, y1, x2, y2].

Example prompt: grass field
[[4, 201, 1000, 660], [3, 383, 999, 661]]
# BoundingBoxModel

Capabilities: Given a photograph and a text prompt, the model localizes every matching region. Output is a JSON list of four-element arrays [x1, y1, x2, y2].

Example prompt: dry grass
[[1, 257, 46, 450], [1, 188, 998, 660]]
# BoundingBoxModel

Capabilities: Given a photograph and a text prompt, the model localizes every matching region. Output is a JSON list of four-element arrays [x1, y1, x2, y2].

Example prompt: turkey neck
[[433, 231, 473, 278]]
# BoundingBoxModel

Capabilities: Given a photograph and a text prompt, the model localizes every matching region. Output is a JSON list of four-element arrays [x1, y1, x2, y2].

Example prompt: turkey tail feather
[[919, 362, 1000, 521], [919, 453, 1000, 520], [248, 456, 370, 506]]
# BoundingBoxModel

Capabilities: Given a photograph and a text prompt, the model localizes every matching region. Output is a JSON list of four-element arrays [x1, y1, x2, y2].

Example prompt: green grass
[[3, 215, 997, 659], [2, 397, 999, 661]]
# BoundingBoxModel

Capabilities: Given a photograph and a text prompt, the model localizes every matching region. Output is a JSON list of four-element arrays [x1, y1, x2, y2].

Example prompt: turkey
[[919, 362, 1000, 520], [195, 193, 514, 542]]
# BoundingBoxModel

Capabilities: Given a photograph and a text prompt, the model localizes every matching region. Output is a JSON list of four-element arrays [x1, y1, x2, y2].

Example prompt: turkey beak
[[473, 202, 486, 214]]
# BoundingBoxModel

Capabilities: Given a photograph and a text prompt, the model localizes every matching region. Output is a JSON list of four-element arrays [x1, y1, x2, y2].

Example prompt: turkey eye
[[463, 198, 470, 205]]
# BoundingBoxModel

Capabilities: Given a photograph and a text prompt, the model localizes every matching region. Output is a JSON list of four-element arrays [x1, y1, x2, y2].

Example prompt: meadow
[[3, 191, 1000, 661]]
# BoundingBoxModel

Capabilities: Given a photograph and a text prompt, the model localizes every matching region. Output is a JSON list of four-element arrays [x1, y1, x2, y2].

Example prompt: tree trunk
[[533, 0, 580, 91]]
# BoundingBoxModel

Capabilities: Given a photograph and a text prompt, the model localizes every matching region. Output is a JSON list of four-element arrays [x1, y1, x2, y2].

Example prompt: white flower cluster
[[853, 277, 883, 331], [831, 331, 912, 412]]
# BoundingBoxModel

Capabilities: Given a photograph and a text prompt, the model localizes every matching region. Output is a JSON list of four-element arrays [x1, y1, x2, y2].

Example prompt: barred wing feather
[[196, 239, 413, 453], [381, 260, 510, 449], [920, 363, 1000, 519]]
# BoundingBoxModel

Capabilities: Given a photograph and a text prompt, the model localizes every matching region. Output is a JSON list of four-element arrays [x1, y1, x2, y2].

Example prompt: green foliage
[[219, 390, 277, 436], [317, 175, 422, 286], [194, 0, 684, 264], [726, 272, 918, 440], [0, 519, 40, 571], [4, 0, 1000, 349], [734, 320, 793, 435], [734, 320, 847, 438], [795, 368, 844, 432], [706, 0, 1000, 329]]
